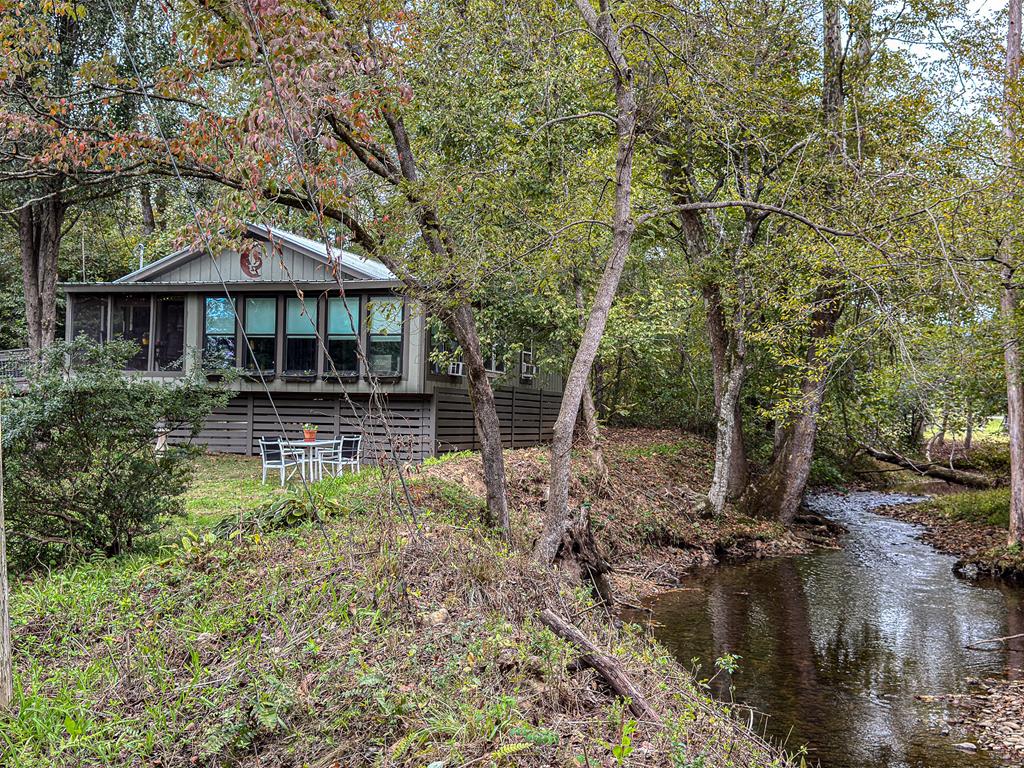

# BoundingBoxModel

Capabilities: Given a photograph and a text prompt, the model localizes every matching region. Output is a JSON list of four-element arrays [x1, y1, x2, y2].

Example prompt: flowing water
[[630, 491, 1024, 768]]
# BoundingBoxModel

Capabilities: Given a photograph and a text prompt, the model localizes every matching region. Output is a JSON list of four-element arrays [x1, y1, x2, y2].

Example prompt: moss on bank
[[0, 430, 796, 768]]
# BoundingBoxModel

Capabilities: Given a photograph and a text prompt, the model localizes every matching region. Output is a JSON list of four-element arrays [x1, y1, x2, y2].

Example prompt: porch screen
[[71, 296, 107, 344], [325, 296, 360, 376], [367, 297, 403, 376], [285, 297, 318, 375], [204, 296, 236, 367], [154, 296, 185, 371], [244, 297, 277, 374], [113, 296, 151, 370]]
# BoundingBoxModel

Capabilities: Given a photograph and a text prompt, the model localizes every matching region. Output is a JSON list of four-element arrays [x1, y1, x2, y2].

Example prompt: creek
[[630, 491, 1024, 768]]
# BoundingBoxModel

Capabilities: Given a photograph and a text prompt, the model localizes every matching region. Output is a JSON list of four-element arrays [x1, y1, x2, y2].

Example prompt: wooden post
[[509, 386, 516, 449], [538, 390, 544, 444], [245, 394, 255, 456], [0, 394, 13, 709]]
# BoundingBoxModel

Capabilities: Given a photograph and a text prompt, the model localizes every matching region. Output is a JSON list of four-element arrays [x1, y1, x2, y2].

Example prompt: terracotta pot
[[303, 429, 317, 442]]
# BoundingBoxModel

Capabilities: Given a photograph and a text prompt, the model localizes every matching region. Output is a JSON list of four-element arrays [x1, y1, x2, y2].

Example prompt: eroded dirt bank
[[421, 428, 836, 604]]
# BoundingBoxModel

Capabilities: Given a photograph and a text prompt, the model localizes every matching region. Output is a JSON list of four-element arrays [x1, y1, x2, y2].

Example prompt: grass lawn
[[919, 488, 1011, 528], [183, 453, 279, 522]]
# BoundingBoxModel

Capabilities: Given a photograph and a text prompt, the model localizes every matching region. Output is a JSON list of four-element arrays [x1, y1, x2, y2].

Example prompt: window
[[428, 318, 460, 375], [71, 296, 107, 343], [285, 297, 318, 375], [325, 296, 360, 376], [367, 297, 403, 376], [154, 296, 185, 371], [244, 297, 277, 374], [204, 296, 237, 368], [484, 345, 507, 374], [113, 295, 151, 370]]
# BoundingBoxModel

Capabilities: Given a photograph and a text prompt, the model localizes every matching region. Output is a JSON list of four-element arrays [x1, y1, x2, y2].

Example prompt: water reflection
[[635, 492, 1020, 768]]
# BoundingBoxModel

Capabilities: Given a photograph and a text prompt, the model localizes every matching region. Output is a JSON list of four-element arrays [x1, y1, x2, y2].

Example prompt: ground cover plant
[[0, 431, 799, 768]]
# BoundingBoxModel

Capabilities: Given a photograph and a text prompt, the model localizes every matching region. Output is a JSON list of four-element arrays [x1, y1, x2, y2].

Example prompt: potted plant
[[302, 423, 319, 442]]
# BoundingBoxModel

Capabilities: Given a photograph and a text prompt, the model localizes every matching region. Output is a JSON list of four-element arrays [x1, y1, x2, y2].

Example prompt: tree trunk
[[745, 381, 826, 524], [741, 294, 842, 524], [822, 0, 845, 159], [662, 159, 750, 500], [708, 354, 745, 514], [936, 409, 949, 447], [373, 110, 513, 536], [1002, 262, 1024, 545], [861, 445, 995, 489], [909, 407, 927, 451], [18, 194, 64, 358], [573, 282, 609, 488], [0, 395, 11, 710], [704, 285, 749, 499], [140, 182, 157, 235], [741, 1, 848, 525], [1005, 0, 1024, 547], [535, 0, 637, 564], [448, 304, 510, 536], [965, 404, 974, 453]]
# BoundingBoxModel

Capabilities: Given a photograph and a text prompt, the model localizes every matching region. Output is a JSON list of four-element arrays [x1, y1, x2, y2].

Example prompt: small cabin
[[59, 224, 563, 460]]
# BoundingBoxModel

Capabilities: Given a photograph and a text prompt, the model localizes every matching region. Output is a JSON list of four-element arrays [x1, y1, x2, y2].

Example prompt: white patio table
[[284, 438, 336, 482]]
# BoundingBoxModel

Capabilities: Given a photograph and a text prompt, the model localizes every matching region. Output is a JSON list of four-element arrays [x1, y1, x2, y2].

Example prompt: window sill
[[324, 373, 360, 383], [281, 373, 317, 383], [241, 371, 276, 382], [364, 373, 402, 384]]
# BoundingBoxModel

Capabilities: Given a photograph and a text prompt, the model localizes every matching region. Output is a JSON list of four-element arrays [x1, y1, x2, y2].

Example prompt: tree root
[[555, 505, 616, 606]]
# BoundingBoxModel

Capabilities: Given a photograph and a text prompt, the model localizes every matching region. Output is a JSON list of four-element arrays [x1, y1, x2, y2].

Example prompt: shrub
[[1, 339, 229, 567]]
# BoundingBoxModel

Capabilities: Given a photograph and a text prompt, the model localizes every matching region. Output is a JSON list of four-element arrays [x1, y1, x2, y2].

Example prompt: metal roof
[[111, 223, 396, 284]]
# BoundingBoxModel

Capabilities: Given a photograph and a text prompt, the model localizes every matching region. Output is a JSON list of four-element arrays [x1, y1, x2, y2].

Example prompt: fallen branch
[[861, 446, 996, 489], [966, 632, 1024, 650], [538, 608, 661, 725]]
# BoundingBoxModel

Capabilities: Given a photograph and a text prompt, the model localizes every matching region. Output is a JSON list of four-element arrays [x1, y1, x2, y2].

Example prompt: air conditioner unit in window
[[520, 350, 537, 380], [447, 361, 465, 377]]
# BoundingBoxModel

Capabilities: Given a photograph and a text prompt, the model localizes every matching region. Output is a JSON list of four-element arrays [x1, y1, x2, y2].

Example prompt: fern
[[386, 729, 431, 763], [485, 742, 533, 763]]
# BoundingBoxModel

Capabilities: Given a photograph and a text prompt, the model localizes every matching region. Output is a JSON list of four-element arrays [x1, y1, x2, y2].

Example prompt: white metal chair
[[259, 436, 306, 486], [316, 434, 363, 478]]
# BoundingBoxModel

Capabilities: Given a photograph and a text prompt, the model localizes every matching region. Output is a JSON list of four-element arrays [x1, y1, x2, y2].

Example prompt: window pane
[[285, 337, 317, 374], [205, 296, 236, 335], [248, 336, 276, 373], [368, 297, 402, 335], [204, 335, 236, 367], [326, 337, 359, 375], [368, 338, 401, 375], [286, 297, 318, 336], [328, 296, 360, 336], [154, 297, 185, 371], [113, 296, 151, 370], [245, 297, 276, 335], [72, 297, 106, 343]]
